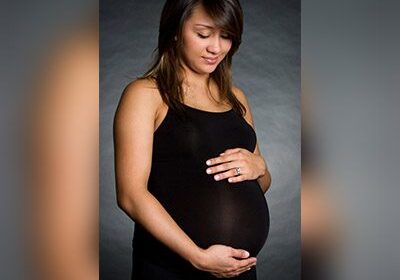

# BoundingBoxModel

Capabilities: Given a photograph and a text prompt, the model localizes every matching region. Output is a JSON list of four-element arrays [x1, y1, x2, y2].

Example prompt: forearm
[[257, 169, 271, 194], [252, 147, 271, 194], [118, 190, 204, 265], [256, 156, 271, 194]]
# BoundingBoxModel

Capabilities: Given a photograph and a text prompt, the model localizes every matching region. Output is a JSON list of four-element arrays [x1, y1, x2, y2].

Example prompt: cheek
[[222, 41, 233, 53], [183, 36, 204, 56]]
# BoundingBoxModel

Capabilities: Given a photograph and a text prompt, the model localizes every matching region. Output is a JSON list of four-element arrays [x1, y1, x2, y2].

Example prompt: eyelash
[[197, 33, 231, 40]]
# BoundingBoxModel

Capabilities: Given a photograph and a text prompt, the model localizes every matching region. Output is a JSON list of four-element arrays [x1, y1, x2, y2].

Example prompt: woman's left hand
[[205, 148, 266, 183]]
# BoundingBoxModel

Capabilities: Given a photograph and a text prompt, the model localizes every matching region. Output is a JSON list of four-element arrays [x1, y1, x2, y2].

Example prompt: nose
[[206, 36, 222, 54]]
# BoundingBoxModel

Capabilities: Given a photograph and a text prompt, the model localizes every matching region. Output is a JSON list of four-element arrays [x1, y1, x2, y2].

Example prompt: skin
[[114, 4, 270, 278], [29, 25, 98, 280], [180, 11, 232, 76]]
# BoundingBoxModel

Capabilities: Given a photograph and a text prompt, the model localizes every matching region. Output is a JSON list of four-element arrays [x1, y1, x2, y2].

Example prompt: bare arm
[[114, 80, 256, 277], [29, 27, 98, 280], [232, 86, 272, 194], [113, 80, 202, 264]]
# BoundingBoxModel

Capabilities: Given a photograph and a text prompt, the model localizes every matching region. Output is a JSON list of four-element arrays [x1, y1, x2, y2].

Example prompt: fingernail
[[228, 178, 233, 183], [206, 160, 211, 165], [206, 168, 212, 174], [220, 153, 225, 155], [214, 175, 220, 180], [244, 251, 249, 257]]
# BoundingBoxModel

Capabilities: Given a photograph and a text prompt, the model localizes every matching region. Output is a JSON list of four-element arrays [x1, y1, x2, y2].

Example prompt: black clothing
[[131, 103, 270, 279]]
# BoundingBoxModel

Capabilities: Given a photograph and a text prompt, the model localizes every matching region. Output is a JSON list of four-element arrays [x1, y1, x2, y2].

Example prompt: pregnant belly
[[149, 170, 270, 257]]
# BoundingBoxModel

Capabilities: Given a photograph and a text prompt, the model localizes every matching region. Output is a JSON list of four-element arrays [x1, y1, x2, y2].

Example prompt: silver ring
[[235, 167, 241, 176]]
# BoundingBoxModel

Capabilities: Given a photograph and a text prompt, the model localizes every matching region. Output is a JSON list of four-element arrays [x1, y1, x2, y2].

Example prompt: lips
[[202, 56, 219, 64]]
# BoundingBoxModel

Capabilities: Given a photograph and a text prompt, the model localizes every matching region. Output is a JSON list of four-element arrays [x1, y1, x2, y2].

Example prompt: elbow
[[116, 194, 132, 215], [259, 169, 272, 194], [116, 189, 146, 220], [266, 170, 272, 188], [116, 190, 135, 212], [116, 195, 128, 211]]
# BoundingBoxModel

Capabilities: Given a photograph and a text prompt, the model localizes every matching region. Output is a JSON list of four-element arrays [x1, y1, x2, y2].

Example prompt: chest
[[152, 110, 257, 162]]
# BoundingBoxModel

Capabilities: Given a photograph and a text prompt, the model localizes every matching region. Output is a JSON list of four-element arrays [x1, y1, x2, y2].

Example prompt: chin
[[200, 65, 219, 74], [189, 62, 219, 75]]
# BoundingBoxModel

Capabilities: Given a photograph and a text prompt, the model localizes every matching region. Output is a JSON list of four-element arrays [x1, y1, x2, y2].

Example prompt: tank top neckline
[[180, 102, 234, 114]]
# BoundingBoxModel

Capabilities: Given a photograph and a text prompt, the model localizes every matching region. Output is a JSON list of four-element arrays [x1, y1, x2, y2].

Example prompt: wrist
[[259, 167, 267, 178], [257, 162, 267, 178], [188, 246, 207, 269]]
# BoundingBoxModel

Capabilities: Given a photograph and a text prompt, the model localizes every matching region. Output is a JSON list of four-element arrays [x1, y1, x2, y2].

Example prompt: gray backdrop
[[100, 0, 300, 279]]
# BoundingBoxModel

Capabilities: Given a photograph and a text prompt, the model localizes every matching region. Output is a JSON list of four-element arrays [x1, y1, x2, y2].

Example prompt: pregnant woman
[[113, 0, 271, 279]]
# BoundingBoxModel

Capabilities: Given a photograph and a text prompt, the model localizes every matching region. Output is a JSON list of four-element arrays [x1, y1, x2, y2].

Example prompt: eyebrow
[[194, 24, 215, 29]]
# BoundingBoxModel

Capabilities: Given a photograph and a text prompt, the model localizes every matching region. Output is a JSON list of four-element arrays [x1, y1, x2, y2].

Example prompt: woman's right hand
[[191, 244, 257, 278]]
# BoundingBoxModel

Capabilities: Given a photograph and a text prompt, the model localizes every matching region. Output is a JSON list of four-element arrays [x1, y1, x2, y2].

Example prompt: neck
[[180, 63, 210, 89]]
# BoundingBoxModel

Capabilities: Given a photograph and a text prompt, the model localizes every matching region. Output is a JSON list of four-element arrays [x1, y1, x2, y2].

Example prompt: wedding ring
[[235, 167, 241, 176]]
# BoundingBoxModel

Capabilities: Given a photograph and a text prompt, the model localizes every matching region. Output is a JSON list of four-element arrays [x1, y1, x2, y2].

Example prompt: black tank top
[[132, 102, 270, 278]]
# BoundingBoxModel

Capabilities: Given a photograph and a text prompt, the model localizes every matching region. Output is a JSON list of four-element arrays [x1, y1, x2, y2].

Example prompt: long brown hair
[[141, 0, 246, 117]]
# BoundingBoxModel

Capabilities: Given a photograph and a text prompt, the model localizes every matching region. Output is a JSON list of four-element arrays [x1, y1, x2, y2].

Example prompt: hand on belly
[[205, 148, 267, 183]]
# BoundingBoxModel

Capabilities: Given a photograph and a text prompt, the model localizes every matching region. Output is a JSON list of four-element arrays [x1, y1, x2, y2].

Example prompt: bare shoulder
[[231, 85, 249, 106], [124, 78, 158, 93], [115, 78, 162, 122], [231, 85, 254, 122], [119, 78, 161, 109]]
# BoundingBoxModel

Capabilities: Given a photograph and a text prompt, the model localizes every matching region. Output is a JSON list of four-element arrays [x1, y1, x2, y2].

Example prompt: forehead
[[185, 5, 216, 29]]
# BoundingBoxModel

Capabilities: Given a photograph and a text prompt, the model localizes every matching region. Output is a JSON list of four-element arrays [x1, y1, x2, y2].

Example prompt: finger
[[212, 168, 239, 181], [223, 261, 255, 278], [236, 257, 257, 268], [206, 152, 242, 166], [225, 271, 242, 278], [216, 272, 235, 278], [228, 174, 246, 183], [225, 266, 252, 278], [206, 161, 235, 176], [224, 148, 249, 156], [221, 262, 254, 278], [220, 148, 242, 156], [230, 248, 250, 259], [232, 264, 255, 275]]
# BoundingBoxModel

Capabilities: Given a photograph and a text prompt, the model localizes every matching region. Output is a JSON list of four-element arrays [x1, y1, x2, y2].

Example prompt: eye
[[197, 33, 209, 39], [220, 33, 231, 40]]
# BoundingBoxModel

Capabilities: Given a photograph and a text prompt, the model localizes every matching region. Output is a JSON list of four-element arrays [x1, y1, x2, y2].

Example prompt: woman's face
[[179, 5, 233, 76]]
